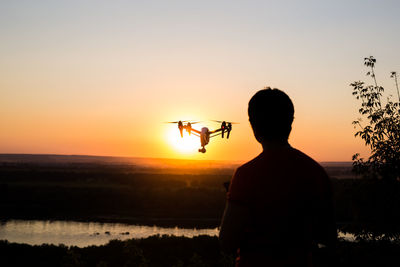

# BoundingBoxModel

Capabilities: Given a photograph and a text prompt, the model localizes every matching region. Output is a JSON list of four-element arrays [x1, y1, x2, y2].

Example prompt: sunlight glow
[[166, 126, 200, 154]]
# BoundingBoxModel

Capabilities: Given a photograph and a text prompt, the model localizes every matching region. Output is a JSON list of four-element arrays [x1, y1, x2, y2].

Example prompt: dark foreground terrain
[[1, 155, 400, 266], [2, 235, 400, 267]]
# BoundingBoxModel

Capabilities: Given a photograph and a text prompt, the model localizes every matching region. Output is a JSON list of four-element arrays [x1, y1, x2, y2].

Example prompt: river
[[0, 220, 354, 247], [0, 220, 219, 247]]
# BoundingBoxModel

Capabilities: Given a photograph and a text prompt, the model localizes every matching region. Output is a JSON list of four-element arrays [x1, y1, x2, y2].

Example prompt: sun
[[166, 126, 200, 154]]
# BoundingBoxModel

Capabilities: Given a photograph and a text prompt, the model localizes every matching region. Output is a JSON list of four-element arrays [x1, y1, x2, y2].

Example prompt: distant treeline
[[1, 235, 400, 267], [0, 163, 229, 227], [0, 163, 399, 236]]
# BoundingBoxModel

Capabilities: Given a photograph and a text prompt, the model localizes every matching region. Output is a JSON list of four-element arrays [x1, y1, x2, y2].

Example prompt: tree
[[350, 56, 400, 180]]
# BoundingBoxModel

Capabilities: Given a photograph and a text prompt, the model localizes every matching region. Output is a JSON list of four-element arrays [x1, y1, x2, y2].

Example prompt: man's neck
[[261, 140, 290, 150]]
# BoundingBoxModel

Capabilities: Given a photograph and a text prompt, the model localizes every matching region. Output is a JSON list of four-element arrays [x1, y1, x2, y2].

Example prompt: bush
[[350, 56, 400, 180]]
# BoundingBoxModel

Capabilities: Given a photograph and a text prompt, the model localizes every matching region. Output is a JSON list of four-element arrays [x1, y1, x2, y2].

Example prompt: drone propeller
[[164, 120, 201, 124], [211, 120, 239, 124]]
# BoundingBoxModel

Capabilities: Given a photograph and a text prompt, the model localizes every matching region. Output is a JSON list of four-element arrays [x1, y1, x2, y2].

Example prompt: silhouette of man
[[219, 88, 336, 266]]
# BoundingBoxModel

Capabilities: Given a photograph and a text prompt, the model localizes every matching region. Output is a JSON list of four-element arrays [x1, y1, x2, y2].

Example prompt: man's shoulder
[[235, 153, 264, 175], [235, 147, 327, 176], [289, 147, 327, 174]]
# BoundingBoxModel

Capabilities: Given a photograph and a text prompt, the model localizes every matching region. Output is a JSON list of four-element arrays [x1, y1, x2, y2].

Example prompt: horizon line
[[0, 153, 353, 164]]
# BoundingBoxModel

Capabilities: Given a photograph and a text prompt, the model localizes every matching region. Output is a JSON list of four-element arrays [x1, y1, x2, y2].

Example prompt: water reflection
[[0, 220, 354, 247], [0, 220, 219, 247]]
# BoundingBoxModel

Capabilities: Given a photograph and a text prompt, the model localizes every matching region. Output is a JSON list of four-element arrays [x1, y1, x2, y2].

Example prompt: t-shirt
[[227, 146, 335, 266]]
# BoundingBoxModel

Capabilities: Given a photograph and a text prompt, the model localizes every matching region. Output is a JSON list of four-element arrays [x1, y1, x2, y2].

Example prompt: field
[[0, 155, 233, 227]]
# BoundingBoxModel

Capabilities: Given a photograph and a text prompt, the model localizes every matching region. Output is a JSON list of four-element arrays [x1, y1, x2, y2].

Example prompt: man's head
[[248, 87, 294, 143]]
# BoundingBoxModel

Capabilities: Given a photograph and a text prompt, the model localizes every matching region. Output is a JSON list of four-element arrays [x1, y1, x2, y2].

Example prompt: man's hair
[[248, 87, 294, 141]]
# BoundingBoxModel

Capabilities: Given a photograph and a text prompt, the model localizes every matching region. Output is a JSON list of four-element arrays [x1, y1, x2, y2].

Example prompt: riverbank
[[2, 235, 400, 267]]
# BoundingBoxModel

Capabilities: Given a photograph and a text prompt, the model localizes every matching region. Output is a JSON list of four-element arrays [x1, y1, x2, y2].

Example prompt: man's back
[[219, 88, 337, 267], [227, 146, 336, 266]]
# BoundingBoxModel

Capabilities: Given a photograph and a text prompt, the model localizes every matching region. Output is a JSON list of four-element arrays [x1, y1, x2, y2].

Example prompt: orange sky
[[1, 1, 399, 161]]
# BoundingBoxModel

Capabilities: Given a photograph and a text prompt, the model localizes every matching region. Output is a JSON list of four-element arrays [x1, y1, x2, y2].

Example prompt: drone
[[166, 120, 238, 153]]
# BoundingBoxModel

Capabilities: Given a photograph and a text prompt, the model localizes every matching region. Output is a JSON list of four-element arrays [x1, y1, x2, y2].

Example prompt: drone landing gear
[[198, 147, 206, 153]]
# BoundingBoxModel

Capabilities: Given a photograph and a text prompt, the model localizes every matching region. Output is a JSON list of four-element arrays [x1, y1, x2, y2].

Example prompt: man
[[219, 88, 337, 266]]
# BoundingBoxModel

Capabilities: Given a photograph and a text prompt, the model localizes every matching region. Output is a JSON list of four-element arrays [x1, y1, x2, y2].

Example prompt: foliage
[[0, 236, 235, 267], [333, 178, 400, 240], [2, 236, 400, 267], [350, 56, 400, 180]]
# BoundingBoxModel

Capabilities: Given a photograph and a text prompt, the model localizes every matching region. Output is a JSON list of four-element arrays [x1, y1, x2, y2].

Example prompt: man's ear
[[287, 125, 292, 139], [250, 119, 263, 143], [252, 126, 263, 144]]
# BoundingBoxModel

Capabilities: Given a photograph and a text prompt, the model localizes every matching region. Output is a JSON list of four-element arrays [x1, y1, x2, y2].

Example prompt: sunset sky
[[1, 0, 400, 161]]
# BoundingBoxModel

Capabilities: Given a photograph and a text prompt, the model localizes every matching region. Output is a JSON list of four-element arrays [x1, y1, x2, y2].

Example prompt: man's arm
[[315, 178, 337, 248], [312, 174, 337, 266], [219, 201, 249, 253]]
